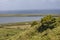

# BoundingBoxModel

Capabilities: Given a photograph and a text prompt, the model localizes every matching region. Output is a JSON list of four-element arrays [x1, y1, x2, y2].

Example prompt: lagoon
[[0, 17, 42, 24]]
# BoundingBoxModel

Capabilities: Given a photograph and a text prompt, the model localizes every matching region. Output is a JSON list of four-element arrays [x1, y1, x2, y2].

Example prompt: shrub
[[0, 25, 4, 28], [41, 15, 56, 29], [31, 21, 38, 27], [55, 17, 60, 26], [38, 15, 56, 32]]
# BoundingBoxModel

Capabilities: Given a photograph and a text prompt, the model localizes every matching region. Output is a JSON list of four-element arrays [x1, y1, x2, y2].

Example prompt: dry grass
[[4, 25, 31, 29]]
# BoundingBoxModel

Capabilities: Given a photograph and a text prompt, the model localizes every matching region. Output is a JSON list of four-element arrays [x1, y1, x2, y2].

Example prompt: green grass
[[0, 28, 23, 40], [14, 25, 60, 40], [0, 23, 60, 40], [0, 15, 60, 40]]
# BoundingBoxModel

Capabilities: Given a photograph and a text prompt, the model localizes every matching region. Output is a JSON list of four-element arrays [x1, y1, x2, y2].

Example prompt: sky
[[0, 0, 60, 11]]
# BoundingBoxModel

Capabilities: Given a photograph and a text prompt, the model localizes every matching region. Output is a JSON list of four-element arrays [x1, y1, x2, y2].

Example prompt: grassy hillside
[[0, 15, 60, 40]]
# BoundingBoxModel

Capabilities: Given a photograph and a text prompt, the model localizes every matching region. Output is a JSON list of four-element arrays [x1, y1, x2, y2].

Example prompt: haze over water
[[0, 17, 42, 24], [0, 0, 60, 23]]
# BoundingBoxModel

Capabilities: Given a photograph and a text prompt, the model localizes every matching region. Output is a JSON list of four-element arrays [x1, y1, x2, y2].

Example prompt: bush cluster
[[37, 15, 60, 32]]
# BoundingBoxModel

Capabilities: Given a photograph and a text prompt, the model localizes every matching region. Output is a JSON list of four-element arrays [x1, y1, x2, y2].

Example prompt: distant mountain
[[0, 9, 60, 14]]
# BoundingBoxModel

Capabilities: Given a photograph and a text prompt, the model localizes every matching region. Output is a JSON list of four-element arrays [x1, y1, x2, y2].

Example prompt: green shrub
[[55, 17, 60, 26], [41, 15, 56, 29], [38, 15, 57, 32], [31, 21, 38, 27], [0, 25, 4, 28]]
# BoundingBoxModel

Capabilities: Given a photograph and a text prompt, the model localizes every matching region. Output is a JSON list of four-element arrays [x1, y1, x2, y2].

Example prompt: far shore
[[0, 14, 59, 17]]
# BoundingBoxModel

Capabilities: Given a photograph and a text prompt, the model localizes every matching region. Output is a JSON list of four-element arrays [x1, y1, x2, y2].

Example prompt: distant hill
[[0, 9, 60, 14]]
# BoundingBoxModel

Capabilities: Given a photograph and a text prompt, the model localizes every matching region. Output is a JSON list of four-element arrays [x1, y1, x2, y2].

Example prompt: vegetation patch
[[0, 15, 60, 40]]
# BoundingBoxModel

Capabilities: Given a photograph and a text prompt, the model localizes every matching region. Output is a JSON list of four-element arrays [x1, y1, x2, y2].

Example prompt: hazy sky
[[0, 0, 60, 10]]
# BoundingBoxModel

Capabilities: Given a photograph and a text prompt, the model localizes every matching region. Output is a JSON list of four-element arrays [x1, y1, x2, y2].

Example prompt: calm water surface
[[0, 17, 43, 24]]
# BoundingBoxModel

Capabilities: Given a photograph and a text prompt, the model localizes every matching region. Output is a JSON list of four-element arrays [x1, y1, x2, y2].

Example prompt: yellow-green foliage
[[41, 15, 56, 29], [31, 21, 38, 27], [0, 28, 23, 40], [18, 15, 60, 40], [0, 15, 60, 40], [55, 17, 60, 26]]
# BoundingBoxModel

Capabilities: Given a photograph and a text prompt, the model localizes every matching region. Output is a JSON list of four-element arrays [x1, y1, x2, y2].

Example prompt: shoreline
[[0, 14, 59, 17], [0, 20, 40, 27]]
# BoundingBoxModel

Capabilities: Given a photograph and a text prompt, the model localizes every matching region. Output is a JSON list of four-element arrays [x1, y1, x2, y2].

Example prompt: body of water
[[0, 17, 42, 24]]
